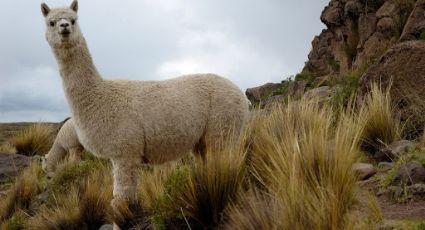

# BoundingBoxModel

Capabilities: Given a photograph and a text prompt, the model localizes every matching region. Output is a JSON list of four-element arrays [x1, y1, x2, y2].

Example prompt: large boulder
[[245, 83, 282, 105], [359, 41, 425, 137]]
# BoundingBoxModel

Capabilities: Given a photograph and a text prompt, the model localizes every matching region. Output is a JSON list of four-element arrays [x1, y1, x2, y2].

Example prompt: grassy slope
[[0, 87, 424, 229]]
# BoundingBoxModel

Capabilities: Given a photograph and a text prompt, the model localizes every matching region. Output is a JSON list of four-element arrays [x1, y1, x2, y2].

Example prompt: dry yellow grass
[[0, 163, 45, 222], [176, 142, 247, 228], [0, 143, 16, 154], [12, 124, 54, 156], [229, 98, 364, 230], [360, 84, 400, 153], [26, 164, 112, 229], [1, 89, 403, 229], [224, 188, 282, 230]]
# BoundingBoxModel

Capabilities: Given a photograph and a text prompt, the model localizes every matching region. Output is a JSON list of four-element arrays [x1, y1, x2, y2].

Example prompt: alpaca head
[[41, 0, 82, 49]]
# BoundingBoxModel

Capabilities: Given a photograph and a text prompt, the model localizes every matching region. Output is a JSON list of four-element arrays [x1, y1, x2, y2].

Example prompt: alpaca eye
[[71, 19, 75, 25], [49, 21, 55, 27]]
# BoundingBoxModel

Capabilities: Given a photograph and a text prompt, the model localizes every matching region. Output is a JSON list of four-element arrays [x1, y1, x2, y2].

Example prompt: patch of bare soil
[[359, 177, 425, 221], [377, 195, 425, 220]]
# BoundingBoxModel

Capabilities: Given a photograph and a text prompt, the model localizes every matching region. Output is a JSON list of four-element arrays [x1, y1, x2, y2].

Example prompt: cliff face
[[305, 0, 425, 78]]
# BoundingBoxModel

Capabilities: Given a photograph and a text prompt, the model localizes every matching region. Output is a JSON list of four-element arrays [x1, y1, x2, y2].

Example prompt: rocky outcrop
[[304, 0, 419, 78], [245, 83, 282, 105], [360, 41, 425, 137]]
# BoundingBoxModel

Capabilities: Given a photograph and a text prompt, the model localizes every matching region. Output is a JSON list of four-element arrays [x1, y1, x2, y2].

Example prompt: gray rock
[[0, 153, 31, 182], [407, 183, 425, 198], [245, 83, 282, 105], [378, 162, 394, 172], [353, 163, 376, 180], [375, 140, 415, 162], [99, 224, 113, 230], [345, 0, 363, 17], [263, 95, 286, 109], [304, 86, 332, 99], [392, 161, 425, 186], [400, 0, 425, 41], [376, 1, 399, 18]]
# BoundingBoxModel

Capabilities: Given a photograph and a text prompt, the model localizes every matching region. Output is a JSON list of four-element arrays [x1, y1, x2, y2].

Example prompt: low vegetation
[[12, 124, 54, 156], [1, 86, 424, 229], [360, 84, 400, 153]]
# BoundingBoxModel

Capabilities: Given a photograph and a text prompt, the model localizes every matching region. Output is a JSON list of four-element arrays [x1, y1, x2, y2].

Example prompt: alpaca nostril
[[60, 23, 70, 28]]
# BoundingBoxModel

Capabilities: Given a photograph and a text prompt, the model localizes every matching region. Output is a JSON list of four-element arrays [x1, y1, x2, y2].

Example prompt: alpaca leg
[[111, 157, 141, 230], [68, 147, 82, 163]]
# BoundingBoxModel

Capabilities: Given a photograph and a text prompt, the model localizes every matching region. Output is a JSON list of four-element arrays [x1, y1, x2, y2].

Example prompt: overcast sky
[[0, 0, 328, 122]]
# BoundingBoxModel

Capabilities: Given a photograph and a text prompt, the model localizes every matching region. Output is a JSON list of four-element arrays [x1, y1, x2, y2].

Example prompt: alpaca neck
[[52, 37, 102, 116], [52, 37, 102, 90]]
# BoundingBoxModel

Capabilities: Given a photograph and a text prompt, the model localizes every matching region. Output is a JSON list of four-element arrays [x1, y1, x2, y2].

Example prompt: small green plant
[[420, 30, 425, 41], [327, 58, 340, 72], [270, 81, 290, 97], [0, 210, 27, 230], [332, 71, 361, 108], [50, 159, 103, 193], [294, 71, 315, 88], [12, 124, 54, 156]]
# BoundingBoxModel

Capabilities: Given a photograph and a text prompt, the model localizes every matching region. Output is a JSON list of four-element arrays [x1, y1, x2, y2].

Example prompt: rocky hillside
[[247, 0, 425, 137], [306, 0, 423, 76]]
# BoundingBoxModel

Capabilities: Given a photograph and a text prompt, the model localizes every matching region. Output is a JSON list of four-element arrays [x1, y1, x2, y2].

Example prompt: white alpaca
[[41, 1, 249, 226], [42, 118, 83, 175]]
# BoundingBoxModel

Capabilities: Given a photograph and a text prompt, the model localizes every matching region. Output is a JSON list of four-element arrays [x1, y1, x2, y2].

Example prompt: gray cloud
[[0, 0, 328, 122]]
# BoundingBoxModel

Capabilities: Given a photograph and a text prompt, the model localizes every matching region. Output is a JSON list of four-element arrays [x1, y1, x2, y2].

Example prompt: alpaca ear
[[70, 0, 78, 12], [41, 3, 50, 17]]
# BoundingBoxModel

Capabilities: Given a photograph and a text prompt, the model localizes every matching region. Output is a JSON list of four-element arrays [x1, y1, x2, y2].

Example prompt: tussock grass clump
[[0, 143, 16, 154], [0, 163, 45, 222], [109, 198, 150, 230], [397, 80, 425, 139], [235, 98, 364, 229], [0, 210, 27, 230], [137, 136, 248, 229], [224, 188, 282, 230], [27, 188, 82, 230], [12, 124, 54, 156], [360, 84, 400, 153], [27, 166, 113, 230], [176, 143, 247, 228]]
